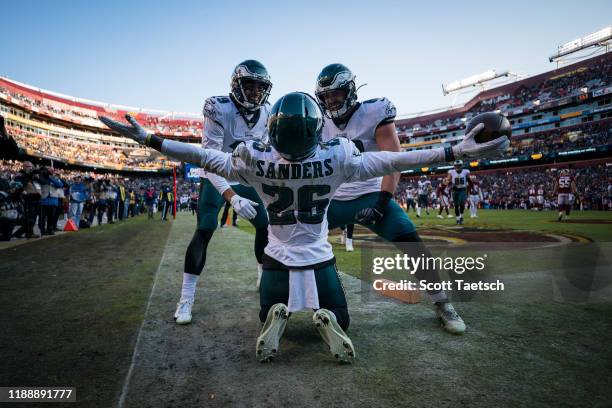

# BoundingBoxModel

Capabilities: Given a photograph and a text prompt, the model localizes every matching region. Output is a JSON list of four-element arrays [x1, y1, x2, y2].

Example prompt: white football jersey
[[199, 138, 397, 267], [449, 169, 470, 189], [406, 187, 415, 199], [320, 98, 396, 201], [417, 180, 431, 195], [201, 96, 270, 187]]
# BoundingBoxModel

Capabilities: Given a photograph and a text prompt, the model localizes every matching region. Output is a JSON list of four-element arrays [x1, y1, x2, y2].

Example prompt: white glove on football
[[230, 194, 259, 220], [452, 123, 510, 160], [99, 114, 149, 144]]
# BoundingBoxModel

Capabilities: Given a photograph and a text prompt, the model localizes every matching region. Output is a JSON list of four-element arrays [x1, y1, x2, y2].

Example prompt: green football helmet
[[230, 60, 272, 111], [315, 63, 357, 119], [268, 92, 323, 161]]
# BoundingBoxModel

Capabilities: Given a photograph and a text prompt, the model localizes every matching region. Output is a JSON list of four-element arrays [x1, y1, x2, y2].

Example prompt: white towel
[[288, 269, 320, 312]]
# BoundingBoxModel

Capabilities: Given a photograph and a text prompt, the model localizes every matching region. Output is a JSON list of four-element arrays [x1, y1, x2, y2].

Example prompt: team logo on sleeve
[[385, 101, 396, 117], [203, 99, 217, 120]]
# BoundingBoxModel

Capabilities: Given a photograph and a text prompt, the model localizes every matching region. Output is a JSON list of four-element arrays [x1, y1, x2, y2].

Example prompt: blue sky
[[2, 1, 610, 116]]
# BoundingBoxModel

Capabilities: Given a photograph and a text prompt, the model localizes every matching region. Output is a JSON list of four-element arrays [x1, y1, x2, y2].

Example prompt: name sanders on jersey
[[254, 159, 334, 180]]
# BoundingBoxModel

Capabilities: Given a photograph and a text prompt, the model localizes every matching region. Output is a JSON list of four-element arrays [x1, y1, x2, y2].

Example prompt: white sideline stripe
[[116, 229, 173, 408]]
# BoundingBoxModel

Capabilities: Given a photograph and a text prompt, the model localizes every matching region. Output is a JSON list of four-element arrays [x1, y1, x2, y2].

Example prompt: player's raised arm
[[346, 122, 509, 181], [99, 115, 240, 181]]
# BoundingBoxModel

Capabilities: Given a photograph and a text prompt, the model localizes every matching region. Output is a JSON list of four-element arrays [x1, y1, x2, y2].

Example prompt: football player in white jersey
[[100, 92, 508, 363], [316, 64, 483, 334], [416, 175, 432, 217], [448, 160, 471, 224], [176, 60, 272, 325]]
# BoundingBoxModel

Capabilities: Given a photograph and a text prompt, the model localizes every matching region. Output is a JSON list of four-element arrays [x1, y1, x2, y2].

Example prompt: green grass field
[[0, 209, 610, 407]]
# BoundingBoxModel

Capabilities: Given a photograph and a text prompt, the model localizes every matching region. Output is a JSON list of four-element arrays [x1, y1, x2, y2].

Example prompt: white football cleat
[[437, 214, 443, 219], [256, 264, 263, 290], [256, 303, 288, 362], [435, 302, 466, 334], [174, 298, 194, 325], [345, 238, 354, 252], [447, 214, 453, 218], [313, 309, 355, 364]]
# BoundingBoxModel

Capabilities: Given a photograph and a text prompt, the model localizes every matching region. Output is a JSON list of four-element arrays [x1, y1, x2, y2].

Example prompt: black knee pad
[[254, 227, 268, 264], [184, 229, 214, 276], [331, 307, 350, 332], [259, 306, 269, 323]]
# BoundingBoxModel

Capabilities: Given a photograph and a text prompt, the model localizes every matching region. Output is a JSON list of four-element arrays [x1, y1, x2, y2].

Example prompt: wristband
[[375, 191, 394, 210], [444, 146, 455, 162], [146, 134, 164, 151]]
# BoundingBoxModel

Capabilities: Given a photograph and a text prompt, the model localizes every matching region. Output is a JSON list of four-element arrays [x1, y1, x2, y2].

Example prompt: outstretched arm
[[99, 115, 237, 181], [347, 123, 509, 181]]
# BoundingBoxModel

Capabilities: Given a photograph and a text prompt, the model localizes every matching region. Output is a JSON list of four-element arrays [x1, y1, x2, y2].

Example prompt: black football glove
[[355, 191, 393, 225]]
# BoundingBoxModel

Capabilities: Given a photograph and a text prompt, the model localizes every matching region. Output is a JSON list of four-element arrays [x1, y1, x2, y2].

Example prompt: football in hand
[[466, 112, 511, 143]]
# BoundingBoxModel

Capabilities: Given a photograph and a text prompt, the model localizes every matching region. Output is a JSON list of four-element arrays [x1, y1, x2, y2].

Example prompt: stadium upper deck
[[1, 52, 610, 173]]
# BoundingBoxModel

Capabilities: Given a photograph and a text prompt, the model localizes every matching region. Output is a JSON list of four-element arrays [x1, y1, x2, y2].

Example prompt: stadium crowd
[[396, 163, 612, 212], [0, 159, 198, 241], [0, 81, 201, 136], [7, 125, 177, 170], [509, 121, 612, 156], [398, 54, 612, 133]]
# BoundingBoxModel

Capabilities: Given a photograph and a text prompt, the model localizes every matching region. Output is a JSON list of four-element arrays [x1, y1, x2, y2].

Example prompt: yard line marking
[[117, 226, 173, 408]]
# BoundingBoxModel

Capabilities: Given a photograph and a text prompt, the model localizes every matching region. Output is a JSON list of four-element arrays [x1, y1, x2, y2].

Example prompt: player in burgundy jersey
[[468, 175, 482, 218], [555, 169, 576, 221], [536, 185, 545, 211], [528, 184, 537, 210], [436, 178, 452, 218]]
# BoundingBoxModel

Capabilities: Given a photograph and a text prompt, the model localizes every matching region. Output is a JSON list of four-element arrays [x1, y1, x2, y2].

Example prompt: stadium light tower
[[441, 69, 522, 105], [549, 26, 612, 67]]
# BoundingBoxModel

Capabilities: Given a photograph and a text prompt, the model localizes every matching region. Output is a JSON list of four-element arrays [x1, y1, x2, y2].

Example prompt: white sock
[[346, 238, 353, 246], [417, 207, 421, 216], [256, 264, 263, 289], [429, 291, 448, 304], [180, 273, 199, 302]]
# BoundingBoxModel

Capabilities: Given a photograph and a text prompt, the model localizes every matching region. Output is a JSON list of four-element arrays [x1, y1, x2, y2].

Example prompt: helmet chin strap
[[355, 83, 368, 92]]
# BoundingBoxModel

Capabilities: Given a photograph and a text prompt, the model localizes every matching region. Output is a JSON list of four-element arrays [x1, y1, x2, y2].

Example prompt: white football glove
[[99, 114, 149, 144], [452, 123, 510, 160], [230, 194, 259, 220]]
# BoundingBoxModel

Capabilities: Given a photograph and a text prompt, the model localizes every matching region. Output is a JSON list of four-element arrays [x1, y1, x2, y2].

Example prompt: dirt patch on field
[[559, 219, 612, 224], [421, 228, 560, 243]]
